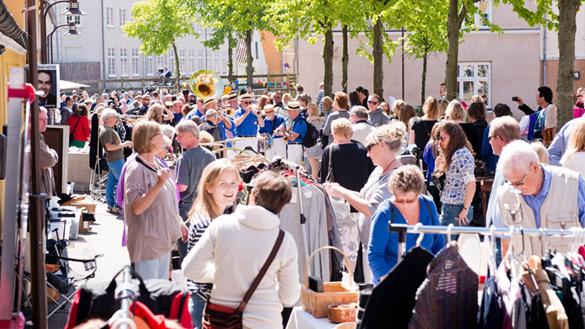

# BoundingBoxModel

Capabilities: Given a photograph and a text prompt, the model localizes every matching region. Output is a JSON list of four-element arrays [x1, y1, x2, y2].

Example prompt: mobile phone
[[512, 96, 519, 102]]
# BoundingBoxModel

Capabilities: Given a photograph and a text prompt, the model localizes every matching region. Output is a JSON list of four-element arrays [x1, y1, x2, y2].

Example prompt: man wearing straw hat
[[276, 101, 307, 165], [260, 103, 286, 160], [234, 93, 264, 152]]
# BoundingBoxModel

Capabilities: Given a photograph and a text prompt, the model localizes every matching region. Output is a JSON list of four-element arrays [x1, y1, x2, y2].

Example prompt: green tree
[[188, 0, 272, 89], [123, 0, 195, 89], [201, 27, 237, 83], [494, 0, 584, 126]]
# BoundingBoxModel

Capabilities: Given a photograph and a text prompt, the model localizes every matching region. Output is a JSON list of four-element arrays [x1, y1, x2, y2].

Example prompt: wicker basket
[[301, 246, 358, 318]]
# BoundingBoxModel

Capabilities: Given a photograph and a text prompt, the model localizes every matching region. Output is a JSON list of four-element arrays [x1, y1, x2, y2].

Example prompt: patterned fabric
[[187, 213, 213, 300], [440, 147, 475, 205]]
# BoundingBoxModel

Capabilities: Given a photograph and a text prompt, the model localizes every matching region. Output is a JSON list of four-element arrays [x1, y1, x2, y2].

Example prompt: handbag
[[324, 144, 335, 183], [69, 115, 81, 143], [202, 230, 285, 329]]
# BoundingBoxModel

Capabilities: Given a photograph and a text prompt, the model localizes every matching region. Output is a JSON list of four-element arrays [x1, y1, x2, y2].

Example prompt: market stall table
[[286, 306, 351, 329]]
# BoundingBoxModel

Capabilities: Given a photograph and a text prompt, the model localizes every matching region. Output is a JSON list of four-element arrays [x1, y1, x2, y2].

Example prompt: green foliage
[[492, 0, 559, 30], [123, 0, 195, 56], [187, 0, 272, 36]]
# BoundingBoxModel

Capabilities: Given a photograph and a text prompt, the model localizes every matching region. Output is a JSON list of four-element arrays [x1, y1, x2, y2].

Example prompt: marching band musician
[[234, 93, 264, 152], [275, 101, 307, 165], [202, 97, 233, 141], [259, 104, 286, 160]]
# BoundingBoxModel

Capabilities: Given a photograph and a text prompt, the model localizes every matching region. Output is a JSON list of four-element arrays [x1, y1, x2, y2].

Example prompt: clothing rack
[[388, 223, 585, 258], [110, 267, 137, 329]]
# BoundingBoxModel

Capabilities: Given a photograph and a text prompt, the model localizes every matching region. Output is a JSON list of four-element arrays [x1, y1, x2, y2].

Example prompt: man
[[260, 104, 286, 160], [186, 97, 206, 121], [439, 82, 447, 100], [138, 94, 151, 115], [38, 107, 59, 198], [271, 91, 283, 109], [485, 116, 521, 227], [99, 109, 132, 214], [548, 117, 583, 166], [350, 106, 375, 146], [175, 120, 216, 261], [315, 82, 325, 112], [366, 94, 390, 127], [199, 109, 224, 142], [493, 140, 585, 256], [37, 70, 57, 108], [276, 101, 307, 165], [234, 93, 264, 151], [60, 96, 73, 125], [171, 100, 184, 126], [513, 86, 557, 145]]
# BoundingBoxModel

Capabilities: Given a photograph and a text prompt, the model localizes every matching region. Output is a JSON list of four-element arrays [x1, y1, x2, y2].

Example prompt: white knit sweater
[[182, 205, 300, 329]]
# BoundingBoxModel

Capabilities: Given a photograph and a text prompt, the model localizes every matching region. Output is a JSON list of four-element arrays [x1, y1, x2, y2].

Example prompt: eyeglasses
[[394, 198, 418, 204], [507, 172, 529, 187], [368, 101, 378, 105]]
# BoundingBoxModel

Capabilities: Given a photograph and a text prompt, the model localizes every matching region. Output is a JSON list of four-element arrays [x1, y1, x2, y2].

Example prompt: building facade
[[48, 0, 269, 91]]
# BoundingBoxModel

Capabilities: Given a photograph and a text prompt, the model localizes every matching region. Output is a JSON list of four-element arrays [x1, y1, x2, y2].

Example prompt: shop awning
[[60, 80, 90, 90]]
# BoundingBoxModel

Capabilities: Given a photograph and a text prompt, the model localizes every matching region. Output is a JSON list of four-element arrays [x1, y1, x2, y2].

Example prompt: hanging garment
[[279, 184, 330, 281], [478, 276, 505, 329], [408, 244, 479, 329], [315, 184, 345, 277], [533, 266, 569, 329], [329, 196, 359, 270], [359, 247, 433, 329]]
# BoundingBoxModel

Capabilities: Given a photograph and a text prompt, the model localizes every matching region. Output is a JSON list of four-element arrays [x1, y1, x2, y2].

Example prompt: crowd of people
[[39, 81, 585, 328]]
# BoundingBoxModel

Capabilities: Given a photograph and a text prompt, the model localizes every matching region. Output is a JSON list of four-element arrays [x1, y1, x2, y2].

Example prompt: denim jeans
[[189, 293, 206, 329], [105, 159, 124, 208], [440, 203, 474, 240], [134, 253, 170, 280]]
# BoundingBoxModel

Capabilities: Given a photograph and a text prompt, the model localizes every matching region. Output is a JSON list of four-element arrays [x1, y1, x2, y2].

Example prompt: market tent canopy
[[60, 80, 90, 90]]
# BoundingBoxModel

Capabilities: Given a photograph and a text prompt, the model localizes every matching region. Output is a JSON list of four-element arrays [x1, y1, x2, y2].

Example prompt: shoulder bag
[[202, 230, 285, 329], [325, 144, 335, 183]]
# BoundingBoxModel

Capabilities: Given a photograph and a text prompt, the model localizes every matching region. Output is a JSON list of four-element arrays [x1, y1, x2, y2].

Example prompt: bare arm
[[457, 181, 476, 225], [176, 183, 188, 193], [234, 110, 249, 127], [104, 141, 131, 151]]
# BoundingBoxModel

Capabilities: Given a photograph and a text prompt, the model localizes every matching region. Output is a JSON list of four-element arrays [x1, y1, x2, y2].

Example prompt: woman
[[67, 103, 91, 148], [325, 122, 404, 282], [368, 165, 445, 283], [182, 171, 300, 329], [124, 121, 185, 279], [380, 102, 391, 117], [465, 101, 488, 159], [322, 96, 333, 117], [531, 141, 549, 164], [282, 93, 292, 107], [409, 97, 440, 153], [186, 159, 240, 329], [257, 95, 270, 110], [305, 102, 325, 179], [391, 100, 406, 119], [146, 103, 174, 123], [322, 91, 351, 146], [437, 99, 449, 120], [561, 118, 585, 176], [434, 121, 476, 229], [574, 87, 585, 119], [398, 104, 416, 148], [320, 118, 374, 189], [444, 100, 466, 123]]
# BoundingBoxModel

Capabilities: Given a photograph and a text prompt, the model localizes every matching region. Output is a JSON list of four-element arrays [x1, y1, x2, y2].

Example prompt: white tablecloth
[[285, 307, 338, 329]]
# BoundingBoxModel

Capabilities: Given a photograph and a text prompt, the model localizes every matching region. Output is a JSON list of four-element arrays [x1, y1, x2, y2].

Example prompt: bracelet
[[462, 206, 469, 211]]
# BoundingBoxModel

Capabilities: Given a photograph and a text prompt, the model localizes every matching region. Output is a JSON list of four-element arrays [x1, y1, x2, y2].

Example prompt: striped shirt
[[186, 213, 213, 299]]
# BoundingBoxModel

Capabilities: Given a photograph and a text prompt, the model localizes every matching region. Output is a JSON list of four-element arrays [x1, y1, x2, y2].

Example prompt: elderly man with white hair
[[493, 140, 585, 256]]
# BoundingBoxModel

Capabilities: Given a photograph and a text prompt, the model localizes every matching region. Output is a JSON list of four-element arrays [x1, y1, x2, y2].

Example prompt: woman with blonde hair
[[146, 103, 174, 123], [392, 100, 407, 118], [322, 96, 333, 116], [444, 100, 466, 123], [560, 118, 585, 176], [530, 141, 549, 164], [305, 102, 325, 179], [185, 159, 240, 329]]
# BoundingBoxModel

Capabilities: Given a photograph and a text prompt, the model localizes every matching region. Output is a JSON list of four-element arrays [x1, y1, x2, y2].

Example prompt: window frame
[[457, 62, 492, 107]]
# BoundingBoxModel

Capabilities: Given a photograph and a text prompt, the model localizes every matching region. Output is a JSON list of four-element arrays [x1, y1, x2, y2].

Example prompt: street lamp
[[46, 22, 80, 63], [40, 0, 86, 62]]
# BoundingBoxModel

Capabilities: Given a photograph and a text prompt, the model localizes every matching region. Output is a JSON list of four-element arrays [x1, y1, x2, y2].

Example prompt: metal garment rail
[[388, 223, 585, 257]]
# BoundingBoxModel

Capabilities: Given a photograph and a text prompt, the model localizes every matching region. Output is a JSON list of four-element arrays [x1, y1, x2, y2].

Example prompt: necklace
[[381, 158, 400, 175]]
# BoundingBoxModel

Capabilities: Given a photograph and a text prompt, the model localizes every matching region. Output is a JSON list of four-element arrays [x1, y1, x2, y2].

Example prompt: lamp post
[[46, 22, 79, 63], [40, 0, 86, 63]]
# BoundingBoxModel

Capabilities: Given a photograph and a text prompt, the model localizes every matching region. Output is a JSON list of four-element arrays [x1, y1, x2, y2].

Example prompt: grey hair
[[497, 140, 539, 175], [364, 121, 404, 152], [39, 106, 48, 114], [351, 106, 369, 119], [160, 124, 176, 140], [101, 109, 118, 120], [175, 119, 200, 138]]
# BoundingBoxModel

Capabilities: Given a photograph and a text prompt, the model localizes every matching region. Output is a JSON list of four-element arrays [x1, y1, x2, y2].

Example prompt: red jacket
[[67, 114, 90, 142]]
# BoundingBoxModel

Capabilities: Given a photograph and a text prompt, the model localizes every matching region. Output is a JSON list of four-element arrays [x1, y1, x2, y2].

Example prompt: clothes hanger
[[447, 223, 454, 245], [414, 222, 425, 248]]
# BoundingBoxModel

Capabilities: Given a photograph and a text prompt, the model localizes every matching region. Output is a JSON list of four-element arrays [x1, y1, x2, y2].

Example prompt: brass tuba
[[190, 70, 219, 99]]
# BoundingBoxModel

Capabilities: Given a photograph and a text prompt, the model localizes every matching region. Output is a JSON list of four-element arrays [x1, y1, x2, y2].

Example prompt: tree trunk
[[556, 0, 579, 127], [421, 52, 428, 107], [227, 32, 234, 83], [323, 27, 334, 99], [245, 30, 254, 91], [445, 0, 467, 101], [373, 18, 384, 99], [172, 42, 181, 90], [342, 24, 349, 93]]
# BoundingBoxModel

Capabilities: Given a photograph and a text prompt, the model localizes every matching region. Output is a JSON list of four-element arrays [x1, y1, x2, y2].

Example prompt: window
[[145, 56, 154, 76], [131, 48, 139, 76], [119, 8, 128, 27], [197, 49, 204, 70], [179, 49, 186, 74], [157, 56, 165, 70], [107, 47, 116, 77], [474, 0, 492, 28], [120, 48, 128, 76], [66, 14, 81, 26], [457, 62, 491, 106], [189, 50, 195, 73], [106, 7, 114, 26], [168, 52, 175, 72]]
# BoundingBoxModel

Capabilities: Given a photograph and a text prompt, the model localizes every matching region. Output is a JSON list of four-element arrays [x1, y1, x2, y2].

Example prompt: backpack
[[302, 119, 320, 148]]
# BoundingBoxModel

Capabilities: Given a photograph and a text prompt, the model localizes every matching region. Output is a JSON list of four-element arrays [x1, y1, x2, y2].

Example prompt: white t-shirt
[[561, 151, 585, 177]]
